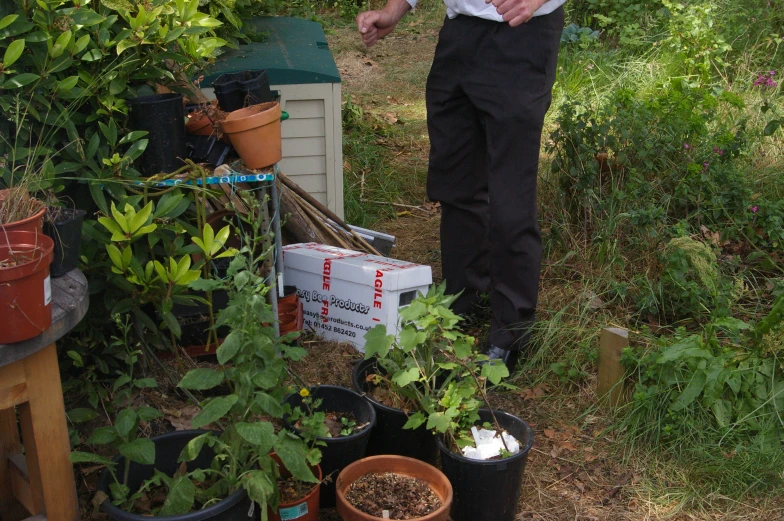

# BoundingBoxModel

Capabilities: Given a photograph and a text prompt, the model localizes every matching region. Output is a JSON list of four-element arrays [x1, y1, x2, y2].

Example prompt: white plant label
[[44, 275, 52, 305]]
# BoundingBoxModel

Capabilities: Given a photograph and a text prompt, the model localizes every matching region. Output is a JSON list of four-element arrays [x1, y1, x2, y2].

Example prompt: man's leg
[[464, 8, 565, 362], [426, 17, 490, 317]]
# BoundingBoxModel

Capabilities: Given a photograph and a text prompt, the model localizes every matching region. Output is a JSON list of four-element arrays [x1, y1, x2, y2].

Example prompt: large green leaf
[[159, 475, 196, 515], [236, 422, 275, 453], [254, 392, 284, 417], [69, 451, 115, 467], [671, 369, 707, 412], [67, 407, 98, 423], [86, 426, 118, 445], [5, 73, 40, 88], [481, 360, 509, 385], [179, 368, 224, 390], [241, 470, 274, 514], [3, 39, 25, 67], [273, 432, 318, 483], [392, 367, 420, 387], [118, 438, 155, 465], [216, 331, 241, 364], [178, 432, 212, 462], [192, 395, 238, 429], [363, 324, 394, 359], [114, 408, 138, 438]]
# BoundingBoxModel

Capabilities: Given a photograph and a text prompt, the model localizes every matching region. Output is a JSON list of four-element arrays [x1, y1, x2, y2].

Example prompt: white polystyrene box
[[282, 243, 433, 351]]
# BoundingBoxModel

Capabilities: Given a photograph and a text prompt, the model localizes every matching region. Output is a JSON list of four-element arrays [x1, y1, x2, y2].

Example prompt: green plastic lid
[[203, 17, 341, 86]]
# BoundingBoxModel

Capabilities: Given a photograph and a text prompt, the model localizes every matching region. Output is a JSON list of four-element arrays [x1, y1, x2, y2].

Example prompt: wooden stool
[[0, 270, 89, 521]]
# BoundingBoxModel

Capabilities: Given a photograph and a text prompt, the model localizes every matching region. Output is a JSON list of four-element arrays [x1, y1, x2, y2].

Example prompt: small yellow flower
[[299, 388, 310, 398]]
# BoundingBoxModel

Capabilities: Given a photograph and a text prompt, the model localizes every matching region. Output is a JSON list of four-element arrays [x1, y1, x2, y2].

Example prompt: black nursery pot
[[437, 409, 534, 521], [212, 70, 272, 112], [98, 430, 253, 521], [127, 93, 186, 176], [351, 358, 438, 464], [44, 207, 86, 277], [283, 385, 377, 508]]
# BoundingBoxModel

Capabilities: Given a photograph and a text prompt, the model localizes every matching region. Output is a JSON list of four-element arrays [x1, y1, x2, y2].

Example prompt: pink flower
[[751, 206, 759, 213], [703, 162, 709, 171], [684, 143, 691, 150]]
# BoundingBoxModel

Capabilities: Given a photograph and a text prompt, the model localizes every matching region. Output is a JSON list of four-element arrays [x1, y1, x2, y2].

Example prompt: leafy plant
[[618, 294, 784, 494], [363, 283, 511, 452]]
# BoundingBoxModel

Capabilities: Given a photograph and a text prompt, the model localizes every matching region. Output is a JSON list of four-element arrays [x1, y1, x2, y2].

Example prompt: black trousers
[[426, 9, 564, 350]]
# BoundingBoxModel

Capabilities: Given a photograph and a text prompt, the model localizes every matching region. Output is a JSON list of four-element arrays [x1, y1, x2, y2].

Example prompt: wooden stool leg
[[0, 408, 29, 521], [18, 343, 79, 521]]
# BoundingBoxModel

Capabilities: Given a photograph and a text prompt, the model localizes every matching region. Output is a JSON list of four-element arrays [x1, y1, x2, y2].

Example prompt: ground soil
[[345, 472, 441, 519]]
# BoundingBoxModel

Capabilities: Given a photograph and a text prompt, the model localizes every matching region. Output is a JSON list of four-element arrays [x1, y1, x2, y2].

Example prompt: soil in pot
[[283, 385, 377, 508], [352, 359, 438, 464], [268, 454, 322, 521], [345, 472, 442, 519], [437, 409, 534, 521], [335, 455, 452, 521], [44, 207, 86, 277], [0, 230, 54, 344]]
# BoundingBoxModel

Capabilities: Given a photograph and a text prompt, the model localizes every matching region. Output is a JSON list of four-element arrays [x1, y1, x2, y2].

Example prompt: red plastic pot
[[186, 112, 215, 136], [0, 190, 46, 234], [0, 230, 54, 343], [268, 453, 322, 521]]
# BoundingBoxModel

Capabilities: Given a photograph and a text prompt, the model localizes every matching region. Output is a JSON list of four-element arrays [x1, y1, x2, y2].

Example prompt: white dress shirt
[[405, 0, 566, 20]]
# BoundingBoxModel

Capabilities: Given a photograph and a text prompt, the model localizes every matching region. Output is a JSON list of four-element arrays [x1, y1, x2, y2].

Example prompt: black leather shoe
[[482, 344, 521, 370]]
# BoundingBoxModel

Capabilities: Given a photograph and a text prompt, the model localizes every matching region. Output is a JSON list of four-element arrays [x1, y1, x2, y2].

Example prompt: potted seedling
[[283, 385, 377, 507], [76, 199, 323, 520], [362, 283, 535, 521]]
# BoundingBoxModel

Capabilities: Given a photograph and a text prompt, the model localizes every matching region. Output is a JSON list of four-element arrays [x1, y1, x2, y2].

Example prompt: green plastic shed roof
[[202, 17, 341, 86]]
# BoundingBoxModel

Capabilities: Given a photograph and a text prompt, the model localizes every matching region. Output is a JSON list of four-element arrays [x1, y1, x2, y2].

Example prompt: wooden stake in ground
[[597, 327, 628, 408]]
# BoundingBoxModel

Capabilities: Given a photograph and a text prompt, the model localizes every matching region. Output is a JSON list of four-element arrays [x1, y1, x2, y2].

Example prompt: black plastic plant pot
[[283, 385, 377, 508], [98, 430, 253, 521], [127, 93, 187, 176], [437, 409, 534, 521], [212, 70, 272, 112], [351, 358, 438, 464], [44, 207, 86, 278]]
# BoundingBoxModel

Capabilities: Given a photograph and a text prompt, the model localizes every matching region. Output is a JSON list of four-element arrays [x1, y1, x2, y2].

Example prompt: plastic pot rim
[[0, 200, 46, 230], [127, 93, 184, 106], [0, 232, 54, 282], [282, 385, 378, 444], [221, 102, 281, 134], [436, 409, 535, 466], [99, 429, 249, 521], [46, 207, 87, 224], [352, 358, 421, 418]]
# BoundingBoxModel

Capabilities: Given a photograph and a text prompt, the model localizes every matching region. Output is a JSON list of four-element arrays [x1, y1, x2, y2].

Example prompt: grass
[[308, 0, 784, 517]]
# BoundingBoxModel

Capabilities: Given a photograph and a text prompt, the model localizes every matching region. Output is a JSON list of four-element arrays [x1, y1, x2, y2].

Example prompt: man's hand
[[486, 0, 548, 26], [357, 10, 399, 47]]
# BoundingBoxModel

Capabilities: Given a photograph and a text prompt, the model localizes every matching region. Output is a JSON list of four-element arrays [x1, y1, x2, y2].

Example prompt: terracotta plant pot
[[220, 102, 282, 169], [335, 455, 452, 521], [268, 454, 322, 521], [0, 230, 54, 344], [0, 190, 47, 234], [278, 285, 304, 335], [186, 112, 215, 136]]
